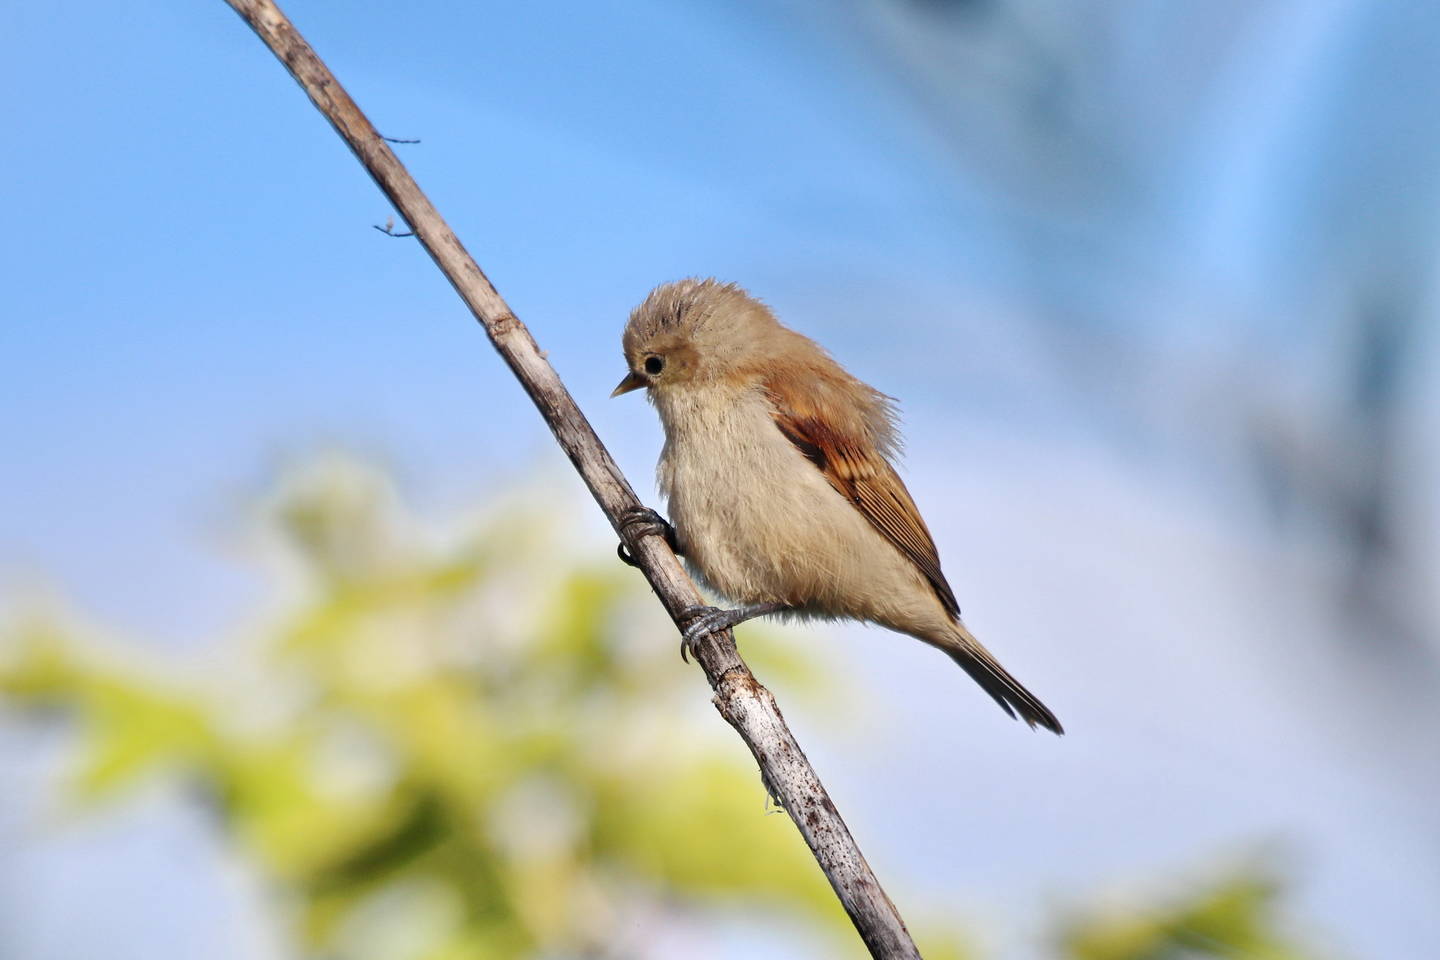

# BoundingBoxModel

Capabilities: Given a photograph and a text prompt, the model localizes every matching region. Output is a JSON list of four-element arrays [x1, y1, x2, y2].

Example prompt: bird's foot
[[675, 602, 789, 662], [615, 506, 679, 567]]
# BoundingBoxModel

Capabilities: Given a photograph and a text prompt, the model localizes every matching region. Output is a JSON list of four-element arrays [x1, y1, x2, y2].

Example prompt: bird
[[611, 278, 1062, 734]]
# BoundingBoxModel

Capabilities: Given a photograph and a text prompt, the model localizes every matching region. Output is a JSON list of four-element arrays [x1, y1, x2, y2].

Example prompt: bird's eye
[[644, 355, 664, 375]]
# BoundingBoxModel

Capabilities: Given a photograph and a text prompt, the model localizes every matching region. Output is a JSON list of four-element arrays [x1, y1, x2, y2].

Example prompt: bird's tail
[[941, 622, 1063, 735]]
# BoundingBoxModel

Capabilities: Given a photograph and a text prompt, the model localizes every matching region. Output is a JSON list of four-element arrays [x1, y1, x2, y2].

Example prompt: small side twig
[[373, 216, 414, 238], [221, 2, 923, 957]]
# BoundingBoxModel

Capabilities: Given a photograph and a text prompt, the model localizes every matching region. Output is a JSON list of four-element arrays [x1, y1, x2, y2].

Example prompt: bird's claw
[[677, 604, 727, 662], [615, 506, 679, 567], [675, 602, 788, 662]]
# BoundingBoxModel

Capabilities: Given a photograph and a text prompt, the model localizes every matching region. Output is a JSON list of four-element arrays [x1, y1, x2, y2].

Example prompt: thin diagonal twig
[[220, 2, 922, 956]]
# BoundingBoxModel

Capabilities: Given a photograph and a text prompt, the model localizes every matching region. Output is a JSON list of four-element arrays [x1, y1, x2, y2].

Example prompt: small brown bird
[[612, 278, 1062, 734]]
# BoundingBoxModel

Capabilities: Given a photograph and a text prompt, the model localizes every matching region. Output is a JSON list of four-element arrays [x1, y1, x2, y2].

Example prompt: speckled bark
[[222, 2, 922, 955]]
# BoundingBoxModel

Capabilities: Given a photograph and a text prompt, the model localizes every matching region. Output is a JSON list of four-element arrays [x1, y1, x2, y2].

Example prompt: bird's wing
[[763, 373, 961, 619]]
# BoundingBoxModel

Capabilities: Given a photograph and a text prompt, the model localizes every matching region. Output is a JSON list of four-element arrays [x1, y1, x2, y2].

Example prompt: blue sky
[[4, 1, 1439, 958], [2, 0, 1005, 641]]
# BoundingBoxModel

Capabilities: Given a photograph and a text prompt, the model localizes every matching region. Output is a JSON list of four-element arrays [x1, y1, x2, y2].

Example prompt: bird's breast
[[655, 386, 805, 573], [652, 385, 922, 617]]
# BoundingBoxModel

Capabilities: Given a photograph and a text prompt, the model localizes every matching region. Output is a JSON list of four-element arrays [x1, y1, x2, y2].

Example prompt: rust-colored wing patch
[[765, 372, 961, 619]]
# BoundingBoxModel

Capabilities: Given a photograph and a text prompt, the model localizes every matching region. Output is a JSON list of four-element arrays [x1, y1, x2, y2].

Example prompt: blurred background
[[3, 1, 1438, 957]]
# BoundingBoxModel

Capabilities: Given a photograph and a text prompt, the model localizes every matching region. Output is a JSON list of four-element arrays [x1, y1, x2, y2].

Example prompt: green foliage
[[0, 456, 1322, 960], [1060, 870, 1314, 960], [1, 459, 859, 959]]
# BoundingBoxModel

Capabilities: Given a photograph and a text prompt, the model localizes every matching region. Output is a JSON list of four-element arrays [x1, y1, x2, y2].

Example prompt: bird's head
[[611, 278, 784, 398]]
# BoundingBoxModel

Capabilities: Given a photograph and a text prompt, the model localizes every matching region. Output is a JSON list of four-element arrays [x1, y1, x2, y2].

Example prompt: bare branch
[[220, 2, 923, 956]]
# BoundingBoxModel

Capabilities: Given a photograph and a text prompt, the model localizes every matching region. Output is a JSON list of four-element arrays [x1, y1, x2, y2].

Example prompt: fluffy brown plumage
[[614, 278, 1062, 734]]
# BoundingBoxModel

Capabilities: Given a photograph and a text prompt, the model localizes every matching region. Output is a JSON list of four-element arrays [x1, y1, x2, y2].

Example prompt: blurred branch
[[220, 1, 921, 956]]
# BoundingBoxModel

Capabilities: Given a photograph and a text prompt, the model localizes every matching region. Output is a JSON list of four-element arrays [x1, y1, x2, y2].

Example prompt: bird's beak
[[610, 371, 647, 397]]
